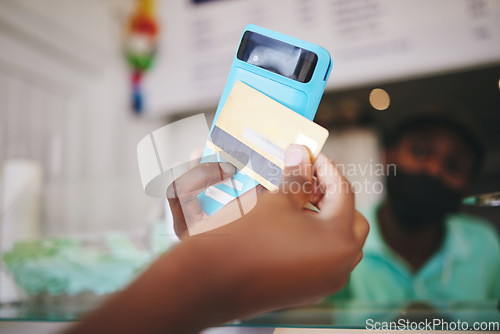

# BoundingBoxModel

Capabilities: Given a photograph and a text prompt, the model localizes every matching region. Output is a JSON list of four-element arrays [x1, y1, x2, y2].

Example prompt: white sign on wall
[[145, 0, 500, 116]]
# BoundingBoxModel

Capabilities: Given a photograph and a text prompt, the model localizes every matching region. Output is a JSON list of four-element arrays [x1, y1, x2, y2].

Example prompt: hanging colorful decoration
[[124, 0, 159, 114]]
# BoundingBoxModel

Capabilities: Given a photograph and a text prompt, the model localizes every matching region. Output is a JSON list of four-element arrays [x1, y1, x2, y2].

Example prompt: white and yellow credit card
[[206, 81, 329, 191]]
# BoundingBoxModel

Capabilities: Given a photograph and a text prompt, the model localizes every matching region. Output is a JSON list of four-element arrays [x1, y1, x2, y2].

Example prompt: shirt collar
[[361, 204, 472, 261]]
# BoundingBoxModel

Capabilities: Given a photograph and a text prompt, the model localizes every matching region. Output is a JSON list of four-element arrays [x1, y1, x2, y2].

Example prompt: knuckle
[[362, 218, 370, 236], [356, 212, 370, 239]]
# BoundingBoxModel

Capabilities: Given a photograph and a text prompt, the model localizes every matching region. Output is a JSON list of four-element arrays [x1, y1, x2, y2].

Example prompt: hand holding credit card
[[206, 81, 329, 192], [197, 81, 329, 217]]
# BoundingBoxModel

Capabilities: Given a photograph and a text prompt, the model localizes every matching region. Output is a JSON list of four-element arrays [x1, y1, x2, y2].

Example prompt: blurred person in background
[[329, 110, 500, 303]]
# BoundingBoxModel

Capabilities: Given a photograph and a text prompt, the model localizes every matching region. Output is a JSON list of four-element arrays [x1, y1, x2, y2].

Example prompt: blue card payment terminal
[[199, 24, 332, 216]]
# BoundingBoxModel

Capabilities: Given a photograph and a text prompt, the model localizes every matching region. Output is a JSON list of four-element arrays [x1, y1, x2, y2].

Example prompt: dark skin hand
[[381, 125, 476, 271], [167, 153, 322, 239], [167, 161, 272, 238], [64, 144, 369, 334], [166, 161, 237, 239]]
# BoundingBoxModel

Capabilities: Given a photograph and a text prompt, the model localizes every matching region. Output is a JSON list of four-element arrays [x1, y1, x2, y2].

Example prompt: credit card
[[206, 81, 329, 192]]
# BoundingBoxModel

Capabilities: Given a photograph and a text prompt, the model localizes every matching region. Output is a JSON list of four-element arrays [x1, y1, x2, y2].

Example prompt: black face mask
[[386, 170, 462, 231]]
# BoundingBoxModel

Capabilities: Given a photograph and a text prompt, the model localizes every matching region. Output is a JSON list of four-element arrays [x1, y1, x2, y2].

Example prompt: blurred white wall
[[0, 0, 166, 240], [146, 0, 500, 116], [322, 127, 384, 211]]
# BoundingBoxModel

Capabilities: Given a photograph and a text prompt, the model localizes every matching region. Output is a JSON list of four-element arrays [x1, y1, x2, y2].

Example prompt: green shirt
[[332, 205, 500, 302]]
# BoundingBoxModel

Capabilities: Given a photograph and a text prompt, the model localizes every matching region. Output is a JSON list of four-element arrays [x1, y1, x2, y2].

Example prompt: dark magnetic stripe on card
[[210, 126, 282, 188]]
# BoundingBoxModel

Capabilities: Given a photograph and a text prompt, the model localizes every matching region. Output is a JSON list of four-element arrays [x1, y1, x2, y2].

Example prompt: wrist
[[175, 233, 249, 326]]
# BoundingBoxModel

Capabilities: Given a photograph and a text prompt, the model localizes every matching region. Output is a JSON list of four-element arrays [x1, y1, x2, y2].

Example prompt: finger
[[166, 162, 236, 199], [308, 176, 324, 206], [255, 184, 268, 195], [180, 193, 211, 231], [167, 181, 205, 239], [314, 154, 355, 220], [166, 162, 235, 237], [186, 174, 252, 222], [280, 144, 314, 208], [167, 196, 188, 239], [352, 210, 369, 246], [351, 251, 364, 271]]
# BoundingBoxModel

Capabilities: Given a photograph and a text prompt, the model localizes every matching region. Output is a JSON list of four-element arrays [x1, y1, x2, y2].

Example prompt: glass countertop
[[1, 296, 498, 329]]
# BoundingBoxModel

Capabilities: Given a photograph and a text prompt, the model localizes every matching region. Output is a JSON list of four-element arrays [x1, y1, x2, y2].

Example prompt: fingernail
[[285, 144, 304, 167], [220, 162, 236, 174]]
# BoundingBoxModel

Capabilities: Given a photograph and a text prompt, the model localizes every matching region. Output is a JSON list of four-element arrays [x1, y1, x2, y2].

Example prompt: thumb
[[280, 144, 314, 208]]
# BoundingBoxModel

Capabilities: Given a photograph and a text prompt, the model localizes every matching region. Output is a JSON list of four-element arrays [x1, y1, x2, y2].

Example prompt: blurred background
[[0, 0, 499, 323]]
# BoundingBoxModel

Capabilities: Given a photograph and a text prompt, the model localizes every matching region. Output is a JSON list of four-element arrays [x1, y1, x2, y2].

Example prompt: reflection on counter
[[242, 300, 500, 329], [2, 298, 497, 328]]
